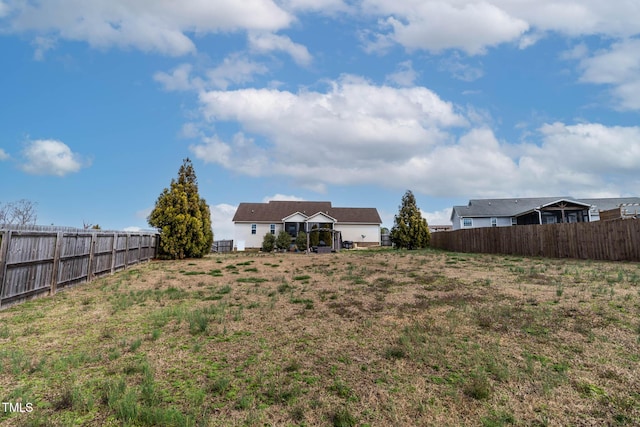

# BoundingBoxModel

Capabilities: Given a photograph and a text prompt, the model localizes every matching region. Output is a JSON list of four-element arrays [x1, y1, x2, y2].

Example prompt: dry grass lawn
[[1, 248, 639, 426]]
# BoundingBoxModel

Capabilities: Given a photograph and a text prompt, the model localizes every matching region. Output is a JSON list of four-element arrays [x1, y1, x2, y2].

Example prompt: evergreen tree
[[148, 158, 214, 259], [390, 190, 430, 250]]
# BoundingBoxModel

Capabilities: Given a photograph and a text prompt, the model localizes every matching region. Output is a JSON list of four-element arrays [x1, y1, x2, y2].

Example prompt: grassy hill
[[1, 249, 639, 426]]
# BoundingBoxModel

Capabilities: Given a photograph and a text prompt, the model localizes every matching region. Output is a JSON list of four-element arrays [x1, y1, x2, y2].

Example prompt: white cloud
[[280, 0, 352, 14], [262, 194, 305, 202], [363, 0, 529, 55], [123, 226, 143, 232], [192, 76, 468, 187], [385, 60, 418, 87], [248, 32, 312, 66], [439, 53, 484, 82], [189, 74, 640, 198], [520, 122, 640, 176], [210, 203, 237, 240], [361, 1, 640, 54], [31, 36, 57, 61], [206, 54, 270, 89], [0, 148, 9, 160], [421, 208, 453, 226], [155, 55, 269, 92], [577, 38, 640, 110], [20, 139, 87, 176], [5, 0, 292, 56], [154, 63, 203, 91]]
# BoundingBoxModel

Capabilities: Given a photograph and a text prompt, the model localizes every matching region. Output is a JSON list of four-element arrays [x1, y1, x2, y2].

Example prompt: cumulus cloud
[[206, 54, 270, 89], [439, 53, 484, 82], [361, 1, 640, 54], [154, 63, 202, 91], [187, 74, 640, 198], [4, 0, 292, 56], [155, 55, 269, 92], [385, 60, 418, 87], [210, 203, 237, 240], [20, 139, 87, 176], [248, 32, 313, 66], [363, 0, 529, 55], [421, 208, 453, 226], [280, 0, 352, 14], [192, 76, 468, 186], [577, 38, 640, 110]]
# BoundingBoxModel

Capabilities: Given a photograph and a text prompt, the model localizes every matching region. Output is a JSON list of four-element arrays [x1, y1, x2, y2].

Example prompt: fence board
[[431, 219, 640, 262], [0, 227, 158, 309]]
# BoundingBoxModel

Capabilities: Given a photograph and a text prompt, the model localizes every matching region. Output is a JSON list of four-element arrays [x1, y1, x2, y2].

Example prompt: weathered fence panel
[[0, 226, 158, 309], [430, 219, 640, 261], [212, 240, 233, 253]]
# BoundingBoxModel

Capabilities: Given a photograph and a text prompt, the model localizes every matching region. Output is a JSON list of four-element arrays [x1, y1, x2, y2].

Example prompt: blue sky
[[1, 1, 639, 239]]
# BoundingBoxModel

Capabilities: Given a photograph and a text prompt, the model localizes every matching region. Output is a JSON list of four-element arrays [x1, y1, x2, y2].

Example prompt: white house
[[232, 201, 382, 249], [451, 197, 640, 230]]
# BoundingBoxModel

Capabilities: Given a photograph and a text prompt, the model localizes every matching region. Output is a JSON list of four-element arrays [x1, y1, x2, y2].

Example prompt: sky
[[1, 0, 639, 239]]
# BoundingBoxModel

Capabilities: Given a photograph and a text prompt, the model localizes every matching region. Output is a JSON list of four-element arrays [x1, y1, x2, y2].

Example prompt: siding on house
[[232, 201, 382, 249], [451, 197, 640, 230]]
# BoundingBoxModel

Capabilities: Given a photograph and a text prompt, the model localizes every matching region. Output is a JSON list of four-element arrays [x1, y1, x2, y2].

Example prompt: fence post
[[50, 231, 63, 296], [87, 232, 97, 283], [110, 232, 118, 274], [0, 230, 12, 308], [125, 234, 130, 268]]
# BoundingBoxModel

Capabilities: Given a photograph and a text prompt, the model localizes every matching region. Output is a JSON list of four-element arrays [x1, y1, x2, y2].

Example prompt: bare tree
[[0, 199, 38, 226]]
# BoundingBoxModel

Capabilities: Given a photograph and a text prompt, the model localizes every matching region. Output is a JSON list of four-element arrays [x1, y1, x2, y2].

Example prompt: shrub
[[262, 233, 276, 252], [295, 231, 308, 251], [276, 230, 292, 251]]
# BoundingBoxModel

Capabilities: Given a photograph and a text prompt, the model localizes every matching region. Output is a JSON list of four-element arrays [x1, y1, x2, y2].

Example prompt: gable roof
[[451, 197, 640, 220], [233, 201, 382, 224]]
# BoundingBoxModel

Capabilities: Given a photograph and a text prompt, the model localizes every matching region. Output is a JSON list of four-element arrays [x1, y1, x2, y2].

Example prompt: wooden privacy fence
[[0, 225, 159, 309], [430, 219, 640, 262], [212, 239, 233, 253]]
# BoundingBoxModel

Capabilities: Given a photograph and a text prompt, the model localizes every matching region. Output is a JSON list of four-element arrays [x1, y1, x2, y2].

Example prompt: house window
[[463, 218, 473, 228], [251, 224, 257, 235], [270, 224, 276, 235], [511, 217, 517, 226], [491, 217, 497, 227]]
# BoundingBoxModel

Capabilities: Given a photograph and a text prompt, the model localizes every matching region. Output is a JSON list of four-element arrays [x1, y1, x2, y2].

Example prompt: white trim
[[306, 211, 337, 223]]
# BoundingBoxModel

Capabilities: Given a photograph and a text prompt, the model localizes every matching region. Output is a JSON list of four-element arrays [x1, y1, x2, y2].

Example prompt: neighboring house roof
[[233, 201, 382, 224], [451, 197, 640, 220]]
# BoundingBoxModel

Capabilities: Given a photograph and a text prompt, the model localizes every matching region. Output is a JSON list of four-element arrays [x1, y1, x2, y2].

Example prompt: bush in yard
[[262, 233, 276, 252], [295, 231, 307, 251], [276, 230, 292, 251], [148, 158, 214, 259], [390, 190, 430, 250], [319, 228, 332, 246], [309, 225, 320, 247]]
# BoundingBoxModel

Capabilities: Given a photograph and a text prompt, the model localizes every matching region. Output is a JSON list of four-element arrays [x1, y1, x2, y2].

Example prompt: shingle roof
[[232, 201, 382, 224], [451, 196, 640, 219]]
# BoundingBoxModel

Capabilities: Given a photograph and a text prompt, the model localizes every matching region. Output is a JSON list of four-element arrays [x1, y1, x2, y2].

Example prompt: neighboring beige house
[[232, 201, 382, 249]]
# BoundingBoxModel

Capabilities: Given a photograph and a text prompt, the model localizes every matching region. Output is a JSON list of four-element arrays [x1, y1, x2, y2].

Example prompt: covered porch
[[516, 199, 592, 225]]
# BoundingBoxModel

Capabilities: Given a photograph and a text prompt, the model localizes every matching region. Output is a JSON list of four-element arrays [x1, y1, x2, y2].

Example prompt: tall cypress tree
[[148, 158, 214, 259], [390, 190, 430, 250]]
